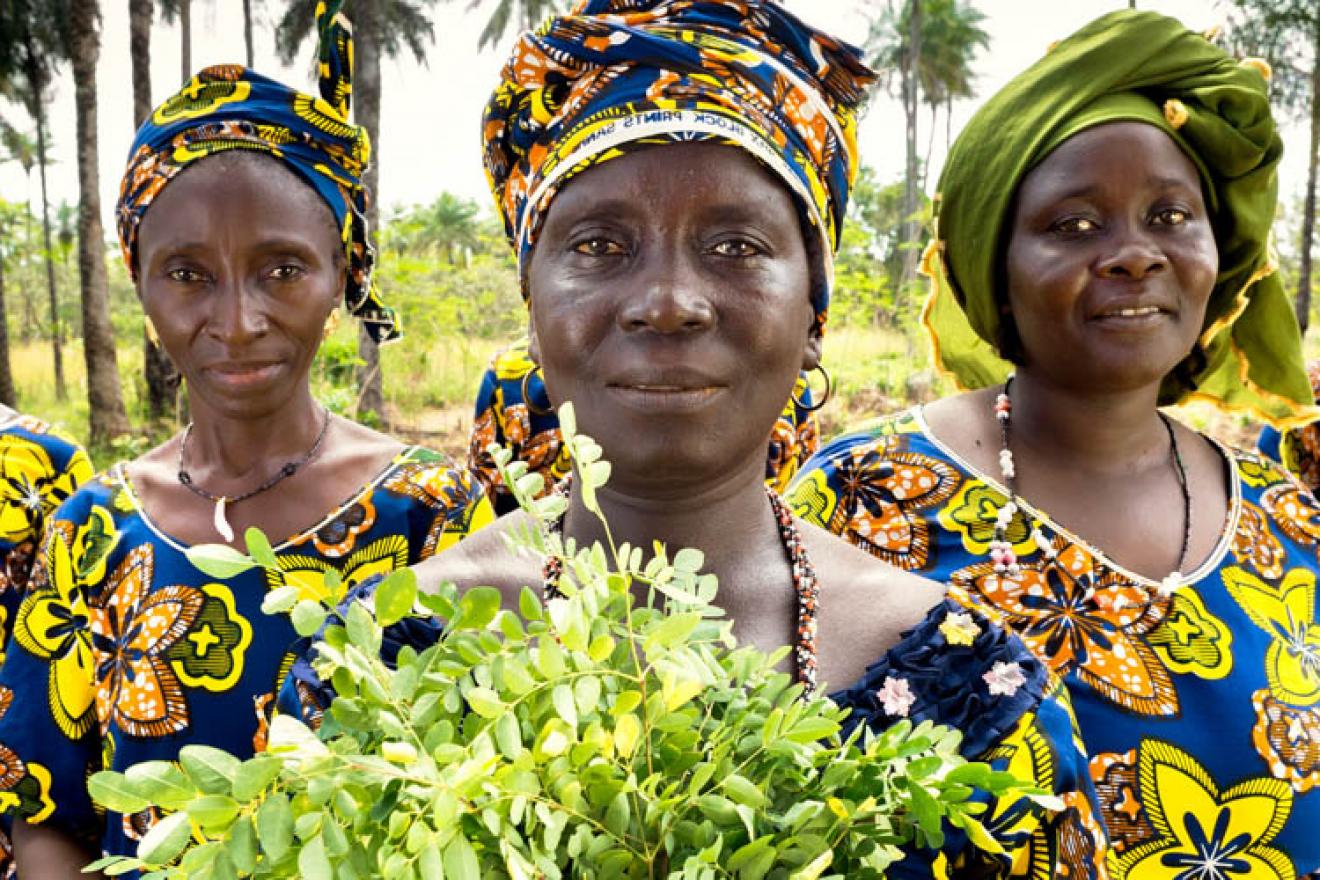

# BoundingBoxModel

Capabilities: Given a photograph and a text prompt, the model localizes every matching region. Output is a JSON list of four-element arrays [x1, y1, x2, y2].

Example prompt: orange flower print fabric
[[0, 445, 491, 864], [789, 409, 1320, 875]]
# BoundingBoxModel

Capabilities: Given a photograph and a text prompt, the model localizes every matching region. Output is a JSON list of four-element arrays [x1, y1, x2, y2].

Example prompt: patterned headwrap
[[922, 9, 1315, 427], [115, 1, 399, 343], [482, 0, 876, 331]]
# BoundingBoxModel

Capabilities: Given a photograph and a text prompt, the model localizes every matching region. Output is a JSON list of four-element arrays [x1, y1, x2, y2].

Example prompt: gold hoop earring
[[520, 365, 553, 416], [791, 364, 831, 413], [144, 315, 161, 347]]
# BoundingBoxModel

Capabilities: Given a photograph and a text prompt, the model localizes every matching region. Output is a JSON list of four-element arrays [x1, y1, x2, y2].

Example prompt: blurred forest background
[[0, 0, 1316, 465]]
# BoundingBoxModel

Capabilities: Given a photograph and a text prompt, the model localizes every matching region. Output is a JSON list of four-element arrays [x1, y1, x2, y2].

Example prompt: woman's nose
[[206, 278, 270, 343], [617, 252, 716, 334], [1097, 224, 1167, 280]]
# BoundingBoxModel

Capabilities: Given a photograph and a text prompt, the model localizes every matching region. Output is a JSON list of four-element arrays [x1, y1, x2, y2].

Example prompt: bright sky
[[0, 0, 1304, 229]]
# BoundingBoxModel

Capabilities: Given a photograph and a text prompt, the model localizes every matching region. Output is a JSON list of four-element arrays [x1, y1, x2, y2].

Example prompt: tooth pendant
[[213, 496, 235, 543]]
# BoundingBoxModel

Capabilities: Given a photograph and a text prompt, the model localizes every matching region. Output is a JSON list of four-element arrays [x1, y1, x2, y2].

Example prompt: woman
[[468, 337, 821, 512], [0, 8, 492, 875], [0, 408, 92, 875], [789, 10, 1320, 877], [290, 2, 1109, 875]]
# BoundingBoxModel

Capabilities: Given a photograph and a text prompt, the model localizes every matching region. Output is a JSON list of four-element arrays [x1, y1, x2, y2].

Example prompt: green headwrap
[[922, 9, 1317, 428]]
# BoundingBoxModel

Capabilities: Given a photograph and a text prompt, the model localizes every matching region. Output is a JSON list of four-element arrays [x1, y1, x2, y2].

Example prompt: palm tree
[[469, 0, 564, 50], [128, 0, 184, 421], [390, 193, 482, 263], [243, 0, 257, 67], [867, 0, 989, 299], [276, 0, 440, 425], [0, 0, 68, 399], [69, 0, 131, 442]]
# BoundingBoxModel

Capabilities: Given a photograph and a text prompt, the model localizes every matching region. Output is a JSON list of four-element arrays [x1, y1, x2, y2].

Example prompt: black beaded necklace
[[541, 476, 822, 695], [177, 407, 331, 542]]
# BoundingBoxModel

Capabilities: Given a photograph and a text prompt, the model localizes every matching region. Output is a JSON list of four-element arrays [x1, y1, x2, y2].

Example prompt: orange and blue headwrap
[[114, 1, 399, 343], [482, 0, 875, 331]]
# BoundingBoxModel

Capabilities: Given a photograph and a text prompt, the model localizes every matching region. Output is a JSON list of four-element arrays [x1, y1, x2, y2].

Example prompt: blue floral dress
[[0, 414, 92, 875], [789, 408, 1320, 878], [0, 446, 492, 867]]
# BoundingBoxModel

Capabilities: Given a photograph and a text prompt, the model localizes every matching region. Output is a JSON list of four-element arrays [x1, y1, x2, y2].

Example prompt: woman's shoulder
[[0, 414, 92, 470], [828, 590, 1052, 758]]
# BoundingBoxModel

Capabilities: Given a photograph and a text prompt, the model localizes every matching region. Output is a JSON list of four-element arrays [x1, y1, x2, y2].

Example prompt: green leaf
[[495, 712, 523, 758], [228, 815, 258, 873], [185, 543, 257, 579], [186, 794, 240, 832], [418, 842, 444, 880], [260, 585, 301, 615], [256, 794, 294, 862], [231, 756, 284, 801], [604, 792, 630, 836], [647, 611, 702, 649], [722, 774, 765, 808], [291, 599, 328, 637], [552, 683, 578, 729], [244, 528, 278, 570], [136, 812, 191, 866], [518, 586, 542, 621], [673, 547, 704, 573], [443, 833, 481, 880], [782, 716, 840, 744], [123, 762, 194, 810], [87, 772, 151, 814], [178, 746, 241, 794], [375, 567, 419, 627], [467, 686, 505, 719], [297, 832, 333, 880], [457, 586, 501, 630]]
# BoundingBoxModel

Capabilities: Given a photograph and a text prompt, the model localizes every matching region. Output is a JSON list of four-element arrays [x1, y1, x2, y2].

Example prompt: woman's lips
[[605, 383, 726, 412], [205, 362, 283, 390]]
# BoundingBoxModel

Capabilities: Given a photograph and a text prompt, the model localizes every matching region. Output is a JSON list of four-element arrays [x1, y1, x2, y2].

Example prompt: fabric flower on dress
[[984, 661, 1027, 697], [876, 675, 916, 717], [940, 611, 981, 646]]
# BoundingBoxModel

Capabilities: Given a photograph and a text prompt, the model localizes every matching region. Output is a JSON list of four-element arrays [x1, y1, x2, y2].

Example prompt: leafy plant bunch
[[87, 404, 1050, 880]]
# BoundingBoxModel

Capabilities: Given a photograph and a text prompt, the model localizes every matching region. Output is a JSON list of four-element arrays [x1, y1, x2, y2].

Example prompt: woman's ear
[[801, 322, 824, 371], [527, 315, 541, 366]]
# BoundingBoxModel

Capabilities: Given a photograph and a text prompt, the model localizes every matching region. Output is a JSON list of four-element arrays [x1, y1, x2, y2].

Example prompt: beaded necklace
[[177, 407, 331, 543], [989, 376, 1191, 599], [541, 476, 822, 695]]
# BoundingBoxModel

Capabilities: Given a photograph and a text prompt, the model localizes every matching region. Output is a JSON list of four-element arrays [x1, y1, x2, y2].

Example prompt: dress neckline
[[113, 445, 421, 555], [910, 405, 1241, 589]]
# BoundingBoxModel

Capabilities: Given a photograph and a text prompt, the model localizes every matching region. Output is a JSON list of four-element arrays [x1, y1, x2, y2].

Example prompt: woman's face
[[135, 153, 343, 421], [1005, 122, 1218, 393], [527, 142, 818, 494]]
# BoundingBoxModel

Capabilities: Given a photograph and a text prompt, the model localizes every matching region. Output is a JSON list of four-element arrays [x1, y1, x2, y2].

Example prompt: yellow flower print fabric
[[0, 446, 492, 862], [789, 409, 1320, 875]]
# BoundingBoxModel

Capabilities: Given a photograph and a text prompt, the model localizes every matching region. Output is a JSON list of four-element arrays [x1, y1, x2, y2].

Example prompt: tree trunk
[[71, 0, 131, 443], [0, 242, 17, 408], [129, 0, 152, 126], [180, 0, 192, 83], [30, 84, 65, 401], [1296, 22, 1320, 335], [921, 101, 937, 192], [130, 0, 181, 422], [243, 0, 255, 68], [354, 0, 386, 426], [899, 0, 923, 294]]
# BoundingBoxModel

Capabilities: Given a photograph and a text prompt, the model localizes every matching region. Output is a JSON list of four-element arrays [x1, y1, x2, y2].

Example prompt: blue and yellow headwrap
[[115, 2, 399, 343], [482, 0, 876, 332]]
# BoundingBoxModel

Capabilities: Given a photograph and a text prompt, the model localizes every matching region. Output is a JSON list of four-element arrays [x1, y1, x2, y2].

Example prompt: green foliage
[[89, 405, 1050, 879]]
